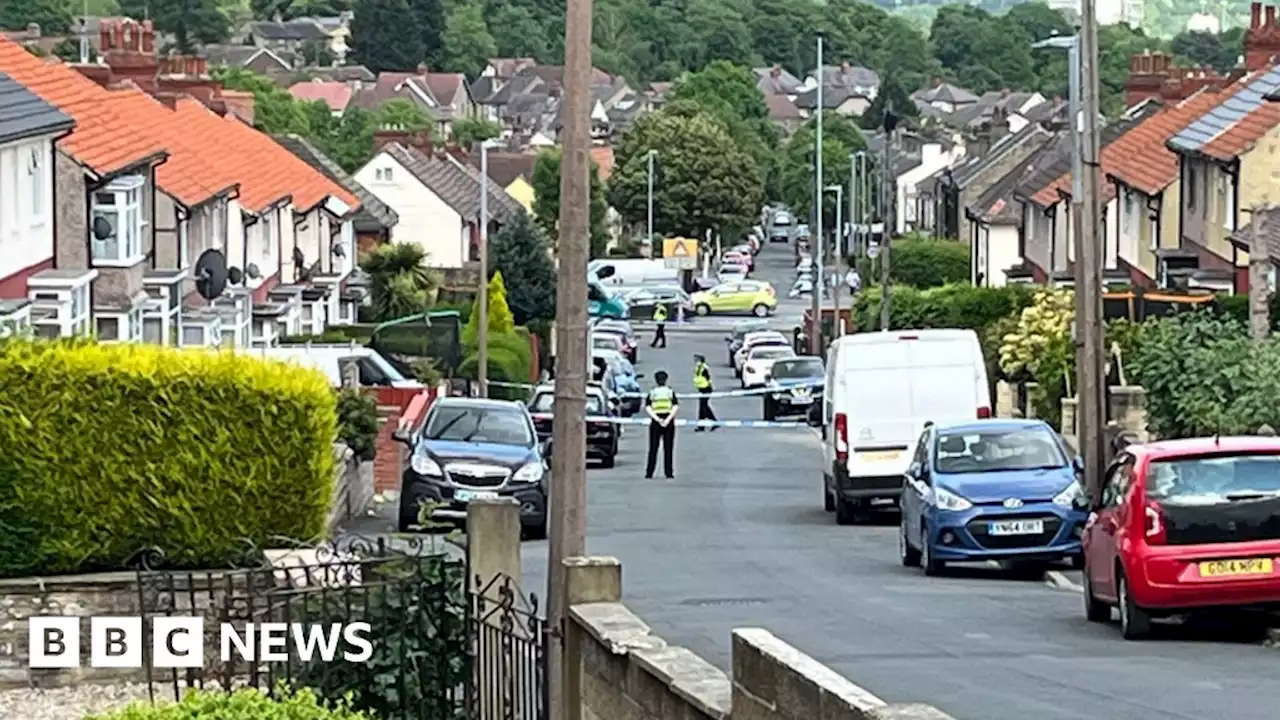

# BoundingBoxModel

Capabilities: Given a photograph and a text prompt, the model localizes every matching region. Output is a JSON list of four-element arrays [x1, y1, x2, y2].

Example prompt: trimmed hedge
[[853, 283, 1036, 334], [0, 340, 337, 577], [84, 687, 371, 719], [856, 236, 971, 289], [458, 331, 534, 400]]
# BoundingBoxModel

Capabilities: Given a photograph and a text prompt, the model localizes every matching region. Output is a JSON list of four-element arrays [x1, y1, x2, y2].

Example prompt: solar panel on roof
[[1171, 66, 1280, 150]]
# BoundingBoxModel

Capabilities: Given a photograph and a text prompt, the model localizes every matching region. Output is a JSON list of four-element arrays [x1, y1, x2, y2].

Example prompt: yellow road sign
[[663, 238, 698, 269]]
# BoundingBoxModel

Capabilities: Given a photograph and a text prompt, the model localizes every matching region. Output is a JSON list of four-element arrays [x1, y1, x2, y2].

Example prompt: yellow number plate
[[858, 450, 902, 462], [1198, 559, 1274, 578]]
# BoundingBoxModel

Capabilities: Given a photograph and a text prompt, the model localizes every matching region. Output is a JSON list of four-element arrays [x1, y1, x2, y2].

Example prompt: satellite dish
[[245, 263, 261, 280], [292, 247, 306, 268], [92, 215, 115, 240], [227, 267, 244, 285], [194, 249, 228, 300], [331, 241, 346, 258]]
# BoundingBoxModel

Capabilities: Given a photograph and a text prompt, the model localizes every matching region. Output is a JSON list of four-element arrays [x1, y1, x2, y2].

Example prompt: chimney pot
[[1253, 1, 1263, 27], [1268, 5, 1277, 26], [1130, 54, 1140, 72], [100, 22, 111, 50], [112, 22, 122, 51], [416, 63, 429, 74], [26, 23, 40, 37]]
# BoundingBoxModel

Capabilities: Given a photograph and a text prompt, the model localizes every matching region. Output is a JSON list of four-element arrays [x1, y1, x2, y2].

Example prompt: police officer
[[651, 304, 668, 347], [692, 354, 717, 431], [645, 370, 679, 479]]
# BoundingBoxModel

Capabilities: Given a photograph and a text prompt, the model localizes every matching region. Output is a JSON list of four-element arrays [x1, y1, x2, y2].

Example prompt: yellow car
[[691, 281, 778, 317]]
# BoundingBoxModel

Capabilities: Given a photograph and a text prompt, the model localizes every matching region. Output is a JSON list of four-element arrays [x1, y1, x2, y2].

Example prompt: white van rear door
[[909, 339, 981, 425]]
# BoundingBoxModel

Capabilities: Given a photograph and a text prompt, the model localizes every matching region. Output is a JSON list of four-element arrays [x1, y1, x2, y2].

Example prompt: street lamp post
[[646, 150, 657, 248], [478, 139, 493, 397], [810, 32, 824, 355], [1032, 34, 1082, 259], [826, 184, 843, 335]]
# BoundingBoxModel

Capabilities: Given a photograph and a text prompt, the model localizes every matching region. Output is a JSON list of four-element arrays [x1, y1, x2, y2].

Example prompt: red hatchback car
[[1082, 437, 1280, 639]]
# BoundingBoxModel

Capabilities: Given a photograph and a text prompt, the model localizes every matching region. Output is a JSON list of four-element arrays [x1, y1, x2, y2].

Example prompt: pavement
[[347, 242, 1280, 720]]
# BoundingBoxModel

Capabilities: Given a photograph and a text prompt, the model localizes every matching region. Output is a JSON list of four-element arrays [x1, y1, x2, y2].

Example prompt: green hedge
[[0, 340, 337, 577], [84, 687, 370, 719], [853, 283, 1036, 334], [855, 236, 971, 288], [458, 331, 534, 400]]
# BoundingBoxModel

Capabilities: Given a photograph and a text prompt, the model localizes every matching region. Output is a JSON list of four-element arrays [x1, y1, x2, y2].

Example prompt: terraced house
[[0, 19, 373, 347]]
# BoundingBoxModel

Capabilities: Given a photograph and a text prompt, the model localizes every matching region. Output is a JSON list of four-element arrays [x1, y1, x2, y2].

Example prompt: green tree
[[531, 148, 610, 257], [440, 3, 497, 77], [213, 67, 312, 134], [929, 4, 1036, 93], [860, 74, 917, 131], [779, 111, 866, 231], [669, 60, 768, 124], [359, 243, 440, 321], [350, 0, 425, 73], [462, 271, 517, 346], [118, 0, 229, 51], [490, 212, 557, 324], [1171, 28, 1243, 73], [315, 106, 378, 172], [609, 105, 762, 241], [451, 117, 502, 148], [300, 38, 335, 66], [376, 98, 434, 134], [410, 0, 445, 67], [1, 0, 75, 35], [488, 3, 549, 59]]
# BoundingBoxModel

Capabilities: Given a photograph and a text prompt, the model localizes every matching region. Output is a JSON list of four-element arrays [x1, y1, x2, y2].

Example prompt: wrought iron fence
[[133, 535, 544, 720]]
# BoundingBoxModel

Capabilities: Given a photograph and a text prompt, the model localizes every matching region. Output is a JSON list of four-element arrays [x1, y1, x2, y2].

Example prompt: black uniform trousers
[[651, 322, 667, 347], [646, 415, 676, 478], [698, 387, 717, 422]]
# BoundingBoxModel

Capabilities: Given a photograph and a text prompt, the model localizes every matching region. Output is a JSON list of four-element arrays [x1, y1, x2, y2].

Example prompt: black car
[[527, 386, 618, 467], [395, 398, 548, 539], [623, 286, 691, 322], [762, 356, 825, 421], [724, 319, 771, 365]]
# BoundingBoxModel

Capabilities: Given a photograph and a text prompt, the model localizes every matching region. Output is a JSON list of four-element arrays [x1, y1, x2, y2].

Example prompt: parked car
[[528, 385, 618, 467], [741, 344, 796, 389], [763, 356, 825, 421], [723, 319, 771, 365], [395, 398, 547, 538], [734, 330, 790, 376], [900, 419, 1087, 576], [1081, 436, 1280, 639], [592, 322, 638, 364], [590, 332, 629, 358], [592, 349, 643, 415], [622, 285, 692, 321], [691, 281, 777, 318], [718, 263, 749, 283]]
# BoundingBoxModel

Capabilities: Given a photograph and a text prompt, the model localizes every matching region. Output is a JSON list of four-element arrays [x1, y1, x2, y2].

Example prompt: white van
[[589, 259, 680, 286], [246, 344, 424, 389], [819, 329, 991, 524]]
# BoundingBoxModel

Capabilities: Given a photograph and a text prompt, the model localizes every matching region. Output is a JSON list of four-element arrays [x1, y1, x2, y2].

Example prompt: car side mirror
[[392, 427, 413, 445], [1072, 456, 1084, 473]]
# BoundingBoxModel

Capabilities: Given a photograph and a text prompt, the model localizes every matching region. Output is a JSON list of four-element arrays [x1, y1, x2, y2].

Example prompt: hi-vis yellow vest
[[693, 362, 711, 389], [648, 386, 675, 413], [653, 305, 668, 322]]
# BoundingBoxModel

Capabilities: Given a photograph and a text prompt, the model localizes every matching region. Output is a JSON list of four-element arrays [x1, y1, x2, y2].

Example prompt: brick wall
[[370, 387, 439, 494]]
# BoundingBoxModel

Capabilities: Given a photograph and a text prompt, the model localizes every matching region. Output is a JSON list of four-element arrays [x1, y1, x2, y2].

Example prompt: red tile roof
[[288, 80, 353, 112], [0, 35, 167, 175], [171, 97, 358, 213], [107, 88, 238, 207], [1105, 92, 1225, 195], [1033, 92, 1225, 205]]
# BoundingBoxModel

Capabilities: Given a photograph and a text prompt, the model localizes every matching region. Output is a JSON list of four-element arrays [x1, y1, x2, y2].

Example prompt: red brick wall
[[372, 387, 438, 494]]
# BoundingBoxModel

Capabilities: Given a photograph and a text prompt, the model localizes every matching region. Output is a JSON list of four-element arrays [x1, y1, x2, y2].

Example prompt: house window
[[91, 175, 145, 265], [1122, 191, 1135, 238], [182, 326, 205, 346], [28, 148, 43, 221], [97, 316, 120, 341], [1220, 171, 1235, 230], [179, 218, 190, 268], [129, 306, 143, 341], [143, 317, 163, 344], [375, 167, 393, 182], [1186, 163, 1198, 210], [212, 203, 225, 250], [262, 212, 274, 261], [221, 328, 237, 347]]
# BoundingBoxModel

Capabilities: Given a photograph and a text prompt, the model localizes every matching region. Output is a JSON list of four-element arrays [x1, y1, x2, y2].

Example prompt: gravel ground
[[0, 683, 185, 720]]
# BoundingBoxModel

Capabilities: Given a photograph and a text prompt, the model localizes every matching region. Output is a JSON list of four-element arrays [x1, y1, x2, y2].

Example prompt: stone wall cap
[[570, 602, 663, 653], [632, 645, 731, 719], [467, 496, 520, 507], [733, 628, 887, 711], [1109, 385, 1145, 395], [871, 703, 960, 720], [564, 556, 622, 568], [0, 571, 138, 590]]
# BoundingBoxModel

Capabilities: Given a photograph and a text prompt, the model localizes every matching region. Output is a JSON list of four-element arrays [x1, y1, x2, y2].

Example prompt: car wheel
[[900, 520, 921, 567], [752, 303, 769, 317], [823, 477, 835, 512], [763, 399, 776, 421], [1083, 563, 1110, 623], [921, 526, 944, 576], [695, 303, 711, 316], [1117, 568, 1152, 639], [835, 497, 859, 525], [397, 496, 420, 533], [522, 517, 548, 541], [601, 454, 615, 469]]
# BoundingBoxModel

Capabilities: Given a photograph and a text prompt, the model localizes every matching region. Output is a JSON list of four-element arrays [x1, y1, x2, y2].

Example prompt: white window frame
[[28, 146, 44, 224], [212, 201, 225, 251], [1221, 170, 1235, 230], [0, 305, 31, 338], [95, 313, 124, 342], [262, 211, 274, 262], [178, 216, 190, 268], [91, 175, 147, 266], [29, 280, 93, 338]]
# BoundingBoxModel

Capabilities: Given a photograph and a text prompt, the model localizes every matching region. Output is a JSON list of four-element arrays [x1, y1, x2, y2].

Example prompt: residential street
[[517, 243, 1280, 720]]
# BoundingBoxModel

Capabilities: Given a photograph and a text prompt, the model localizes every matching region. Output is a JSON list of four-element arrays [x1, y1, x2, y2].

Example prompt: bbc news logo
[[28, 617, 373, 668]]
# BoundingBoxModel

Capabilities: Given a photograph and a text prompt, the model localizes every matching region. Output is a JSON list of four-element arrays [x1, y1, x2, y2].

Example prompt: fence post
[[562, 557, 623, 720], [466, 498, 523, 720]]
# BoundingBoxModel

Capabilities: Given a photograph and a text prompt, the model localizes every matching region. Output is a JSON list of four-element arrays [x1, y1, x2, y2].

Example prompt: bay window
[[91, 175, 145, 265]]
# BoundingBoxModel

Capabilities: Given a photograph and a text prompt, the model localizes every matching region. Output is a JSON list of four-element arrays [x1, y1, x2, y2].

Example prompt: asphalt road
[[515, 241, 1280, 720]]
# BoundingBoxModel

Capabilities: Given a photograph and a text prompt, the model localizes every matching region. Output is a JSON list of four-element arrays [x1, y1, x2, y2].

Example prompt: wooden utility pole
[[1249, 207, 1272, 343], [1076, 0, 1107, 499], [547, 0, 593, 711]]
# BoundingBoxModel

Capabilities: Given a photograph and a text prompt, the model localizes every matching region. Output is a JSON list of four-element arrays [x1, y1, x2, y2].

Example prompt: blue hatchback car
[[899, 419, 1089, 576]]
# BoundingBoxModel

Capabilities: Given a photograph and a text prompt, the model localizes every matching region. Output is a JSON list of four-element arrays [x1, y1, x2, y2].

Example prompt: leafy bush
[[998, 289, 1075, 426], [336, 389, 380, 461], [462, 271, 517, 346], [360, 243, 441, 322], [0, 340, 337, 577], [83, 686, 370, 719], [1128, 310, 1280, 438], [858, 235, 971, 288], [458, 332, 534, 400], [854, 283, 1036, 334]]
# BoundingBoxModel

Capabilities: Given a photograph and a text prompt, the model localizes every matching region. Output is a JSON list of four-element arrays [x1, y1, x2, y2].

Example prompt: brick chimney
[[1124, 50, 1228, 107], [220, 89, 256, 125], [157, 54, 221, 106], [1245, 2, 1280, 71], [100, 18, 158, 93], [770, 64, 781, 78], [373, 127, 432, 157]]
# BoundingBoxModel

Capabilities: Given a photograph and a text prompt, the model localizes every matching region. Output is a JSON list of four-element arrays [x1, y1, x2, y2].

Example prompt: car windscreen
[[772, 358, 823, 379], [934, 427, 1067, 474], [424, 406, 534, 446], [1147, 453, 1280, 503], [532, 393, 603, 414], [591, 335, 619, 348], [733, 322, 769, 339]]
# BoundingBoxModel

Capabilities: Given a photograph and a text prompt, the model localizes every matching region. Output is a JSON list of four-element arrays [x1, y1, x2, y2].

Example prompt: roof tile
[[1029, 103, 1168, 206], [0, 36, 167, 175], [1170, 64, 1280, 161], [1103, 92, 1223, 195]]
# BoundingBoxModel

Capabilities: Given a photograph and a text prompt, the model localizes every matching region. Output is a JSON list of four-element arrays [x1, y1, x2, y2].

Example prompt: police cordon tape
[[529, 413, 810, 429], [488, 380, 822, 399]]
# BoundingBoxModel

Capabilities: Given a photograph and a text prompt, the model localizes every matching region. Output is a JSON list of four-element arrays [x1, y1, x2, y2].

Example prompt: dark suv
[[395, 398, 548, 539], [528, 384, 618, 467]]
